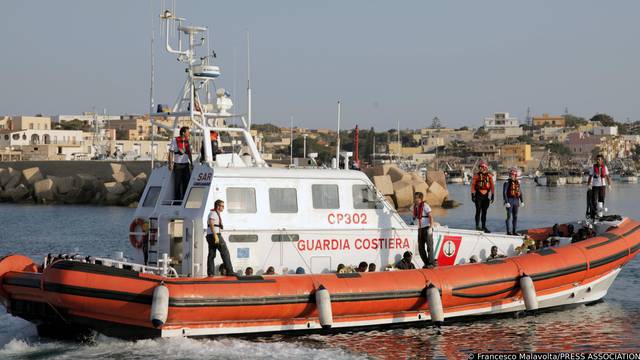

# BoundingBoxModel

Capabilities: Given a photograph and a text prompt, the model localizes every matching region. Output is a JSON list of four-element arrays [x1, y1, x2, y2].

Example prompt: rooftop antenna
[[526, 107, 532, 126]]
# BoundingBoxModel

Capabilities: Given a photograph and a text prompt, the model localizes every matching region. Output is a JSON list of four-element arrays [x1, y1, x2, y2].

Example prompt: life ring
[[129, 218, 148, 249]]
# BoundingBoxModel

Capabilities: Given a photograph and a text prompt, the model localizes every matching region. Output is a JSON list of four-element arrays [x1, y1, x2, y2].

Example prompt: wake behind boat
[[1, 9, 639, 340]]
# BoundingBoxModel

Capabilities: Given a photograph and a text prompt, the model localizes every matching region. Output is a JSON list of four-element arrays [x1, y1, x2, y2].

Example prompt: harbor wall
[[0, 161, 151, 180], [0, 161, 152, 207]]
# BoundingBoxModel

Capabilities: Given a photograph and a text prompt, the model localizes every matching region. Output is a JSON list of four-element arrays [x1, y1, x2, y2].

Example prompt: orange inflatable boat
[[1, 218, 639, 339]]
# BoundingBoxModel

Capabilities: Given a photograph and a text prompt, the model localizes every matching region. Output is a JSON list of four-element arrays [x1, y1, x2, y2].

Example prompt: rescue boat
[[0, 217, 638, 339], [1, 9, 638, 340]]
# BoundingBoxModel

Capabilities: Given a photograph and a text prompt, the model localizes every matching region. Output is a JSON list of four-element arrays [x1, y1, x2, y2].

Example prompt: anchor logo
[[443, 240, 456, 257]]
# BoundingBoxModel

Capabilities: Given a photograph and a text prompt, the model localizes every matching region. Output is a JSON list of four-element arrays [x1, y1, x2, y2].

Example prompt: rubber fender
[[520, 275, 539, 310], [150, 284, 169, 328], [426, 284, 444, 324], [315, 285, 333, 329]]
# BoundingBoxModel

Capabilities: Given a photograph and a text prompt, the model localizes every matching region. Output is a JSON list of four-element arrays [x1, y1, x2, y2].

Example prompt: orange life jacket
[[474, 172, 492, 192], [507, 179, 521, 198]]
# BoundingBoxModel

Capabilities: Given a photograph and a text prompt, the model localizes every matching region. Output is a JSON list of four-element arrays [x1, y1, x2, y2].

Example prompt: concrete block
[[373, 175, 394, 195], [411, 180, 429, 198], [426, 170, 448, 190], [128, 173, 148, 194], [2, 168, 22, 189], [424, 181, 448, 207], [388, 166, 407, 183], [22, 167, 44, 185], [48, 175, 76, 195], [34, 178, 57, 203], [410, 172, 424, 182], [110, 163, 134, 182], [384, 195, 396, 209], [392, 180, 414, 209], [369, 164, 397, 177], [104, 181, 126, 195], [75, 173, 99, 191]]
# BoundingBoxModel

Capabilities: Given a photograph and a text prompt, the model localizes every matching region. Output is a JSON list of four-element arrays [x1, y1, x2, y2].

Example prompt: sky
[[1, 1, 639, 130]]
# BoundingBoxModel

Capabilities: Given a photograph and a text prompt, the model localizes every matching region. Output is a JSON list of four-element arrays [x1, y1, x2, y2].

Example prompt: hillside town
[[1, 111, 639, 175]]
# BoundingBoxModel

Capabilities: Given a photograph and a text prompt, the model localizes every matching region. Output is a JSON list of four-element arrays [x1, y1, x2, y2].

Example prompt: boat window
[[269, 188, 298, 213], [229, 234, 258, 243], [184, 187, 207, 209], [226, 187, 257, 213], [352, 184, 378, 209], [271, 234, 300, 242], [142, 186, 161, 207], [312, 184, 340, 209]]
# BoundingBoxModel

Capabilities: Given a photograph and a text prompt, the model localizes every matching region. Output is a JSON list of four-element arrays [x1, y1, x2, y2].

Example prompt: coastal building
[[108, 140, 170, 160], [0, 116, 10, 130], [10, 116, 51, 131], [52, 113, 121, 125], [566, 132, 601, 158], [483, 112, 523, 139], [388, 143, 422, 156], [0, 129, 89, 160], [532, 113, 565, 127], [500, 144, 532, 169], [592, 126, 618, 136]]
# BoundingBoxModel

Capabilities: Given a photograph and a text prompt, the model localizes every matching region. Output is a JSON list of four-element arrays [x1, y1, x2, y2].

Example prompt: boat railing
[[43, 254, 179, 278]]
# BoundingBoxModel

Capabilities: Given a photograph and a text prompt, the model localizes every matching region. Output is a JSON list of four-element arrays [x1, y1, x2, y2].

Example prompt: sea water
[[1, 181, 639, 359]]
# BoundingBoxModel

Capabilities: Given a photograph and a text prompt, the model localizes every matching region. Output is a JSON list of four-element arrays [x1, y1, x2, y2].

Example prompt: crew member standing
[[503, 168, 524, 235], [587, 154, 612, 219], [412, 192, 435, 268], [207, 200, 234, 276], [471, 160, 495, 233], [168, 126, 193, 200], [200, 130, 220, 162]]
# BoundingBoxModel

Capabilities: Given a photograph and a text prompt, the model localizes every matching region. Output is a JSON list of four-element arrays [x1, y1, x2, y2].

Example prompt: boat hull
[[1, 219, 639, 339]]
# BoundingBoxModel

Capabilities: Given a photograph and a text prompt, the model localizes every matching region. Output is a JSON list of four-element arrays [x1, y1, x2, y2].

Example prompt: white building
[[0, 129, 89, 160], [483, 112, 523, 139], [592, 126, 618, 136]]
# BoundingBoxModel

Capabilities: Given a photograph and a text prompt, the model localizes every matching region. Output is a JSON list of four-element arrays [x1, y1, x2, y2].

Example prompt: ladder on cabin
[[146, 217, 160, 267]]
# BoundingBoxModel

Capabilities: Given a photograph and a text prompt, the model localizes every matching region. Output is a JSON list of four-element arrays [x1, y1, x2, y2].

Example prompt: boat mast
[[247, 31, 252, 130], [336, 100, 341, 169], [149, 0, 156, 169]]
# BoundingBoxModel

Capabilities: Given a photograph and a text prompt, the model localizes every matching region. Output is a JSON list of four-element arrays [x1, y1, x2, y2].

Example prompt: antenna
[[150, 0, 156, 169], [247, 31, 252, 130], [336, 100, 341, 169]]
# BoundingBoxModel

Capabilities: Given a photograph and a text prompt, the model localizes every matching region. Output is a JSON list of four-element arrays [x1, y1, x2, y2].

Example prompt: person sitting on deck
[[295, 267, 306, 274], [396, 251, 416, 270], [336, 263, 346, 273], [486, 245, 506, 262], [357, 261, 368, 273], [245, 267, 254, 276], [218, 264, 227, 276], [264, 266, 275, 275], [368, 263, 376, 272], [550, 224, 561, 237], [469, 255, 479, 263]]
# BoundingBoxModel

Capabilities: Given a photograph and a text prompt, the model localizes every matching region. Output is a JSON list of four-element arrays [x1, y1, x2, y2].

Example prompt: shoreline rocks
[[0, 164, 147, 207], [364, 165, 452, 210]]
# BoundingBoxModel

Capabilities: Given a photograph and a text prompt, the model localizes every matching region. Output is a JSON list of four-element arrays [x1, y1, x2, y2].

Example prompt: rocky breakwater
[[0, 163, 147, 207], [364, 165, 457, 210]]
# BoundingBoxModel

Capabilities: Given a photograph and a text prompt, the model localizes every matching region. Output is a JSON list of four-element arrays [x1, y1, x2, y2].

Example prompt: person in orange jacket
[[471, 160, 495, 233]]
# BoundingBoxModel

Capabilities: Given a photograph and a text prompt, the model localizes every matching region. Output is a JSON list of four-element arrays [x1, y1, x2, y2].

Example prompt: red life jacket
[[507, 179, 521, 198], [475, 172, 492, 192], [593, 164, 606, 178], [175, 136, 191, 155], [413, 201, 426, 226]]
